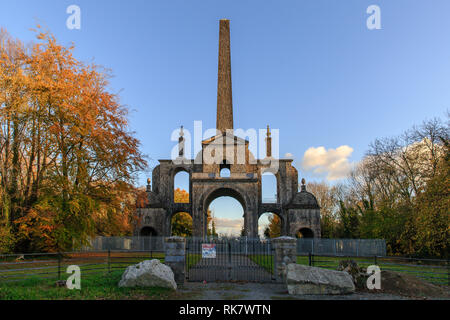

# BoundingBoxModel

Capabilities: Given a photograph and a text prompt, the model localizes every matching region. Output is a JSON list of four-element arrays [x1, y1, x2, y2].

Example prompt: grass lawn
[[0, 252, 165, 282], [0, 269, 180, 300], [296, 255, 448, 286], [246, 254, 447, 286], [248, 255, 274, 274], [185, 253, 202, 269]]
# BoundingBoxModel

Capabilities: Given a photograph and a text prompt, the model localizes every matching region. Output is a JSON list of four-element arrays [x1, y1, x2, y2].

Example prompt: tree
[[413, 136, 450, 258], [263, 213, 281, 238], [306, 181, 340, 238], [171, 188, 192, 237], [0, 27, 147, 252]]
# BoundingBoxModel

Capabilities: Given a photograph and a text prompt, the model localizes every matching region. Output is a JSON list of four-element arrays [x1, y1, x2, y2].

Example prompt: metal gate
[[185, 238, 275, 282]]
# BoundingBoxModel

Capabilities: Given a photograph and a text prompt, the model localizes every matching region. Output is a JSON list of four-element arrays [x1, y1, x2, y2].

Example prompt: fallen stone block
[[286, 263, 355, 295]]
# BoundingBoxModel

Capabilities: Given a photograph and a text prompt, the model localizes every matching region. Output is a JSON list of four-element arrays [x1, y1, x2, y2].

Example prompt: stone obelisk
[[216, 19, 233, 134]]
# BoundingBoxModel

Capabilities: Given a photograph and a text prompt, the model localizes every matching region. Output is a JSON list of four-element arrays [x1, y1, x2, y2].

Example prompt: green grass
[[0, 270, 179, 300], [185, 254, 202, 269], [247, 254, 448, 286], [0, 252, 165, 283], [248, 255, 274, 274], [296, 256, 449, 286]]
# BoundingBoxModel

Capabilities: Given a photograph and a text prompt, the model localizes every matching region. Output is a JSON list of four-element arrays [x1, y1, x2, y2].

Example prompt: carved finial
[[146, 178, 151, 192], [301, 178, 305, 185], [265, 125, 272, 158], [147, 178, 151, 185], [301, 178, 306, 192], [178, 126, 185, 157]]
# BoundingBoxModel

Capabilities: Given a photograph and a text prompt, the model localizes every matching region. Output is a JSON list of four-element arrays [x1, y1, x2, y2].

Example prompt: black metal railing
[[185, 238, 275, 283], [300, 254, 449, 286], [0, 250, 165, 283]]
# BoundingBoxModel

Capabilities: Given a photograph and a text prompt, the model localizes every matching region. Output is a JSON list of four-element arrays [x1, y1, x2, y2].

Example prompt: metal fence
[[0, 239, 447, 287], [185, 238, 275, 282], [300, 254, 449, 286], [81, 236, 166, 252], [297, 239, 386, 257], [82, 237, 386, 257], [0, 251, 164, 283]]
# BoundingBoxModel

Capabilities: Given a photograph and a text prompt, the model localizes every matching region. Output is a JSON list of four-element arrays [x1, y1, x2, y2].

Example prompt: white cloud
[[214, 218, 243, 236], [301, 145, 354, 181]]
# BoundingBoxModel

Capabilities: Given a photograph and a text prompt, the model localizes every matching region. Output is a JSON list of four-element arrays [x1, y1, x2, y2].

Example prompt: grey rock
[[286, 263, 355, 295], [118, 259, 177, 290]]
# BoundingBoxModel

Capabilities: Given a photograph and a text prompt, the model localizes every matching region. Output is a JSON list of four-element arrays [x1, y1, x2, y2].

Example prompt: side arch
[[170, 166, 193, 204]]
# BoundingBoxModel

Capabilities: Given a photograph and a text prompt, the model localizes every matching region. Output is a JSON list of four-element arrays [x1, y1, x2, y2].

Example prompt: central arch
[[202, 187, 248, 237]]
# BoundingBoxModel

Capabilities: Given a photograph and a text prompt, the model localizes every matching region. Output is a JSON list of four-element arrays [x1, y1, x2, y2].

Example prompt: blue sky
[[2, 1, 449, 235]]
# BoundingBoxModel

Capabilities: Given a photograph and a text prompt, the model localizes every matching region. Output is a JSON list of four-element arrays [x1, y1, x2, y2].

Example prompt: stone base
[[286, 264, 355, 295]]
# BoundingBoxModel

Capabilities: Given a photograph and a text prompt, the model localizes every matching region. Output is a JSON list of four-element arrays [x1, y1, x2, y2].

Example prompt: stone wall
[[164, 237, 186, 285], [288, 208, 321, 237], [272, 236, 297, 282]]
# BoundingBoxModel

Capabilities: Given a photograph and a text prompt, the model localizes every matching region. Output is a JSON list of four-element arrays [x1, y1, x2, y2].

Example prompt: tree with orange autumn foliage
[[263, 214, 281, 239], [0, 27, 147, 253], [171, 188, 215, 237], [171, 188, 192, 237]]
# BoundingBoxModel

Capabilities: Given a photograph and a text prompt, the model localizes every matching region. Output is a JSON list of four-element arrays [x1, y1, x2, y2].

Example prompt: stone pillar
[[216, 19, 233, 133], [164, 237, 186, 285], [272, 236, 297, 283]]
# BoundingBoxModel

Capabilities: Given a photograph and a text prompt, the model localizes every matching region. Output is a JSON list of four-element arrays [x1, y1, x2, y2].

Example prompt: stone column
[[216, 19, 233, 133], [164, 236, 186, 285], [272, 236, 297, 282]]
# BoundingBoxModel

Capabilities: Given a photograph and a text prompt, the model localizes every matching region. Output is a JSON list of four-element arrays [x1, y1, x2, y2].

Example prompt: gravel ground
[[177, 282, 415, 300]]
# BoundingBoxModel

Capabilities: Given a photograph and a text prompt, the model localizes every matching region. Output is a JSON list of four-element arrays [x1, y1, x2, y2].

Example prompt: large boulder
[[118, 259, 177, 290], [286, 263, 355, 295]]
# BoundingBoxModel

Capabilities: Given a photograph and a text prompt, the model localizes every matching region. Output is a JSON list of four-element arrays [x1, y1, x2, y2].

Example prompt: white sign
[[202, 244, 216, 259]]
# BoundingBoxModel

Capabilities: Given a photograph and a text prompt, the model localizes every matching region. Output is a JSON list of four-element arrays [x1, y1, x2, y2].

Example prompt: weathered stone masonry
[[135, 20, 321, 239]]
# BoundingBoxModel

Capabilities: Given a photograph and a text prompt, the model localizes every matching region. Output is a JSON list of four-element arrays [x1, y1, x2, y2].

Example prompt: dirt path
[[177, 282, 448, 300]]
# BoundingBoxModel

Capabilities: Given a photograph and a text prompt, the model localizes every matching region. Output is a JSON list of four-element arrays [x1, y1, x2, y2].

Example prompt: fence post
[[308, 252, 312, 266], [165, 237, 186, 286], [107, 250, 111, 273], [57, 253, 62, 280], [150, 237, 153, 258], [447, 259, 449, 287], [374, 255, 377, 266], [272, 237, 297, 283]]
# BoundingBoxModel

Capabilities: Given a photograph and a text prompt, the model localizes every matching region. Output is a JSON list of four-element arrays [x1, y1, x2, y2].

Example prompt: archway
[[171, 212, 193, 237], [261, 172, 277, 203], [174, 170, 190, 203], [204, 188, 246, 238], [219, 168, 231, 178], [296, 227, 314, 238], [140, 226, 158, 237], [258, 212, 282, 239]]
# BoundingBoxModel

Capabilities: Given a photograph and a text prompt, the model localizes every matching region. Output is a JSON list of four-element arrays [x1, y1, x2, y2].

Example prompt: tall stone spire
[[216, 19, 233, 134]]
